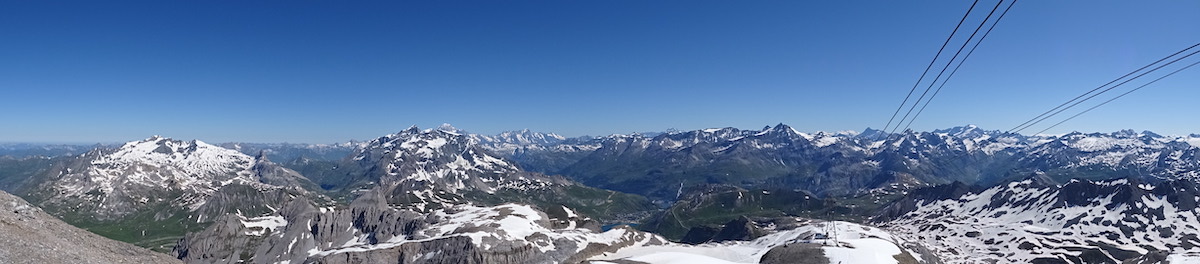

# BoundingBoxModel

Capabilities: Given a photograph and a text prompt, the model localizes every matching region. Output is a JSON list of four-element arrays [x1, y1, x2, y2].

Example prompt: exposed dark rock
[[758, 243, 829, 264]]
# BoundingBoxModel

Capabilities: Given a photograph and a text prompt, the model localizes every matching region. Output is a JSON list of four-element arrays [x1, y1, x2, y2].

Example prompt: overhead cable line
[[1010, 45, 1200, 134], [1035, 59, 1200, 134], [902, 0, 1018, 131], [882, 0, 982, 134], [890, 0, 1006, 134], [1007, 42, 1200, 133]]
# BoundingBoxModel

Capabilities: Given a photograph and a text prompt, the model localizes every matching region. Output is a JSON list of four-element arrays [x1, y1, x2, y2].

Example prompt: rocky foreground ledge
[[0, 190, 181, 264]]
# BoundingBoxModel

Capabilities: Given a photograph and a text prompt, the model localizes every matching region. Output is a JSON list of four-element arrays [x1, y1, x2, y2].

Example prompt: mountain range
[[2, 124, 1200, 263], [489, 124, 1200, 202]]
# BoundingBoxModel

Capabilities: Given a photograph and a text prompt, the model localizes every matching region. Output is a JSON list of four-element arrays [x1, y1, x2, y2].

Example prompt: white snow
[[356, 127, 544, 194], [241, 215, 288, 236], [1186, 138, 1200, 148], [813, 137, 839, 148], [51, 136, 275, 214], [889, 178, 1200, 263], [562, 206, 578, 218], [594, 221, 913, 264], [623, 252, 746, 264], [308, 203, 663, 258], [1169, 252, 1200, 263], [824, 238, 902, 264]]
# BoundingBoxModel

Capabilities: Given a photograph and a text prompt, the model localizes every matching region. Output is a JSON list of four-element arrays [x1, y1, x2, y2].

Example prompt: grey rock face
[[176, 189, 665, 264], [0, 190, 181, 264]]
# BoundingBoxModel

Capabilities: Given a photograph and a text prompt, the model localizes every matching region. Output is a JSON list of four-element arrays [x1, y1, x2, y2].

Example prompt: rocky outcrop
[[758, 243, 829, 264], [176, 190, 665, 264], [0, 190, 181, 264], [314, 236, 536, 264]]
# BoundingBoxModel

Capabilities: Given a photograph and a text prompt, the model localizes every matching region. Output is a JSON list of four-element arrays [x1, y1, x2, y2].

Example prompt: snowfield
[[593, 221, 916, 264], [886, 178, 1200, 263]]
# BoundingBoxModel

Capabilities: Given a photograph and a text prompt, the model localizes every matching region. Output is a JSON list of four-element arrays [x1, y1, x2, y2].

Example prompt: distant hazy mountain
[[496, 124, 1200, 202], [0, 155, 59, 193], [471, 128, 603, 174], [0, 142, 110, 158], [218, 141, 364, 163]]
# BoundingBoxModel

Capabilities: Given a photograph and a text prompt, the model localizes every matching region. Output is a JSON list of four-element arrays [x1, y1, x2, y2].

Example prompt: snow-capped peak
[[490, 129, 566, 145], [40, 136, 309, 218], [756, 123, 811, 140], [931, 124, 995, 138], [351, 126, 541, 194], [436, 123, 462, 134], [101, 136, 253, 178]]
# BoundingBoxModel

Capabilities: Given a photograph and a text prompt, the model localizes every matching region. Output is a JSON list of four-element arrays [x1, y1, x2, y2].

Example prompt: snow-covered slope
[[884, 177, 1200, 263], [1017, 131, 1200, 180], [32, 136, 318, 218], [592, 220, 924, 264], [334, 126, 556, 197]]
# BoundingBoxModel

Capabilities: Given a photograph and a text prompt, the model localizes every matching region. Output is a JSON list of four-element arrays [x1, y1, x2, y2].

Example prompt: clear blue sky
[[2, 1, 1198, 143]]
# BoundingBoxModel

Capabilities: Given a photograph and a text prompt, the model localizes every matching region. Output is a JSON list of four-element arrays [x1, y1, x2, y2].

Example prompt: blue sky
[[2, 1, 1198, 143]]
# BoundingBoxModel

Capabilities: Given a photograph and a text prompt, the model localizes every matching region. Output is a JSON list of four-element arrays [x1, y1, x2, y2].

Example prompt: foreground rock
[[0, 190, 181, 264]]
